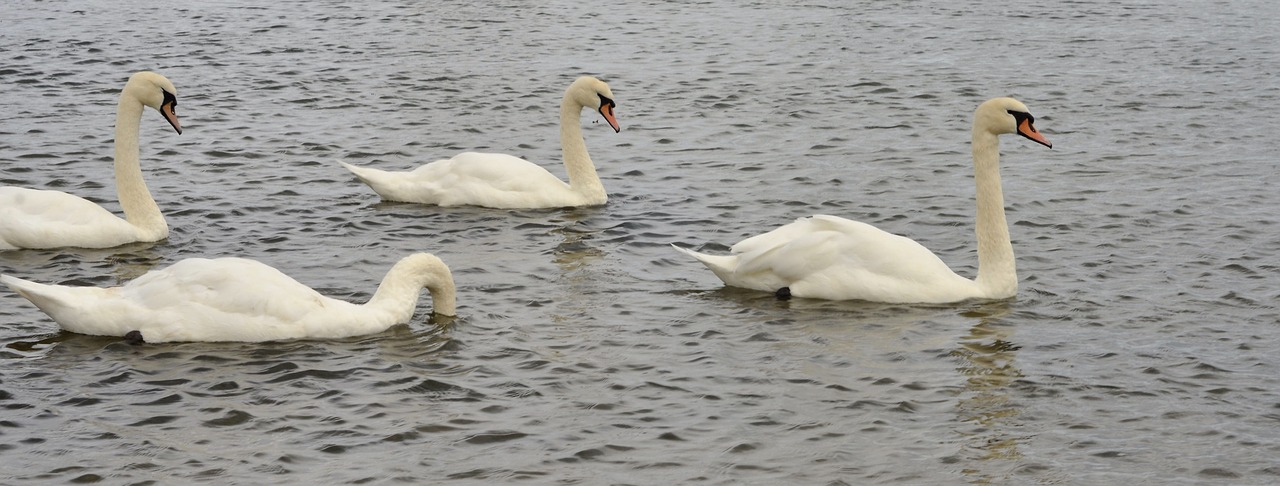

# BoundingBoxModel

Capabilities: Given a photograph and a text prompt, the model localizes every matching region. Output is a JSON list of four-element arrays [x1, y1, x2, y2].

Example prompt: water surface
[[2, 1, 1279, 484]]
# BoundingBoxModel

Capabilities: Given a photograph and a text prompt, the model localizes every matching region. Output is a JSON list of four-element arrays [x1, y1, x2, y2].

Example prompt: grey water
[[2, 0, 1279, 484]]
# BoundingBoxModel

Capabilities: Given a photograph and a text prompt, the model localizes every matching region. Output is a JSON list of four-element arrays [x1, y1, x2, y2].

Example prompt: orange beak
[[161, 99, 182, 135], [1017, 117, 1050, 148], [599, 102, 620, 133]]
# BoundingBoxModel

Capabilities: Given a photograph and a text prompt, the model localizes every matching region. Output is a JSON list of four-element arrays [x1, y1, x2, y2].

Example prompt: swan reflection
[[951, 301, 1027, 483]]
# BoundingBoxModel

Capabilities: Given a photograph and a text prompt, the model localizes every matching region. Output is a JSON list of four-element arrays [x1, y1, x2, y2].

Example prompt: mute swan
[[674, 97, 1052, 303], [340, 76, 621, 208], [0, 71, 182, 250], [1, 253, 457, 343]]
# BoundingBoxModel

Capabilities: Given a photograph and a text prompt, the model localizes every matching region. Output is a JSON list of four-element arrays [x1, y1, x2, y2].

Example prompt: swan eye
[[1007, 110, 1033, 125], [163, 90, 178, 112], [598, 93, 615, 108]]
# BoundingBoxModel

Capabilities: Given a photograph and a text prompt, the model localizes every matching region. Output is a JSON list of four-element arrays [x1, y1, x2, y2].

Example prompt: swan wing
[[0, 187, 139, 249], [411, 152, 573, 205], [117, 258, 354, 341], [342, 153, 574, 208], [720, 215, 975, 302]]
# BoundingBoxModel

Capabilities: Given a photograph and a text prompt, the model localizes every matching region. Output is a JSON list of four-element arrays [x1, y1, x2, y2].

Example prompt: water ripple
[[3, 0, 1280, 484]]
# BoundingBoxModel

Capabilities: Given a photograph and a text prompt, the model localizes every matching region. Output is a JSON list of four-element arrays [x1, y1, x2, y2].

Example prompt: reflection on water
[[101, 245, 169, 282], [950, 301, 1026, 484], [550, 208, 608, 273], [0, 333, 64, 360], [1, 241, 166, 282]]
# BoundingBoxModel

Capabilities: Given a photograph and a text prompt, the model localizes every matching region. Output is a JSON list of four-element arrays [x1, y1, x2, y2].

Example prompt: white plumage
[[675, 97, 1053, 303], [0, 72, 182, 250], [2, 253, 456, 343], [341, 76, 621, 209]]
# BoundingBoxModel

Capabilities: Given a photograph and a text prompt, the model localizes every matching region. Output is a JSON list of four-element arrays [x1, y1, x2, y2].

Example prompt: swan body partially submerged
[[0, 72, 182, 250], [340, 76, 621, 209], [2, 253, 456, 343], [675, 97, 1052, 303]]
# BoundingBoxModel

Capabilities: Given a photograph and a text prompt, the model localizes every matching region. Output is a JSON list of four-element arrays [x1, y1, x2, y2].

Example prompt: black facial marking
[[1007, 109, 1050, 147], [1007, 109, 1034, 127], [163, 90, 178, 113], [598, 93, 615, 109]]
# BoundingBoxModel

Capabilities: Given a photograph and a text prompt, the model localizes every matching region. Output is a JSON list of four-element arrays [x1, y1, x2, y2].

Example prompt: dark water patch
[[203, 409, 254, 427], [462, 430, 528, 445]]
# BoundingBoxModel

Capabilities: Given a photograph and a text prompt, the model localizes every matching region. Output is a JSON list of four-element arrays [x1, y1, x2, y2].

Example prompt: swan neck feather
[[971, 130, 1016, 297], [559, 91, 605, 203], [113, 91, 167, 239], [367, 254, 457, 319]]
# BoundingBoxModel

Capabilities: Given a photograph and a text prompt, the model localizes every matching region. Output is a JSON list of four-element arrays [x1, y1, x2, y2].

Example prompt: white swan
[[340, 76, 621, 209], [1, 253, 457, 343], [674, 97, 1052, 303], [0, 72, 182, 250]]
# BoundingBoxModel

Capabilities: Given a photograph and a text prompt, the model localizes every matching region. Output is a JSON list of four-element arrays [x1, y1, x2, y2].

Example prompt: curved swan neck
[[971, 129, 1017, 297], [367, 255, 458, 319], [559, 92, 606, 203], [113, 92, 167, 239]]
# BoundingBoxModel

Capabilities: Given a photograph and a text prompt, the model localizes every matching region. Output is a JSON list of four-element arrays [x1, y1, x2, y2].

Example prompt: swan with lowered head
[[674, 97, 1052, 303], [0, 71, 182, 250], [340, 76, 621, 209], [1, 253, 457, 343]]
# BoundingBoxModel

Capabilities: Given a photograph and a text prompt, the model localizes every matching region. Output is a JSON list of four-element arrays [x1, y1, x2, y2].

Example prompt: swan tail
[[339, 161, 402, 200], [2, 274, 132, 336], [338, 161, 383, 185], [2, 275, 74, 315], [671, 244, 738, 275], [3, 274, 43, 301], [339, 160, 441, 204]]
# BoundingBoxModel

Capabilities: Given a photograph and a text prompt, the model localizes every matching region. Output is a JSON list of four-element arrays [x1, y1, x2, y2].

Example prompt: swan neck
[[367, 256, 458, 320], [972, 130, 1017, 298], [114, 94, 167, 239], [559, 94, 605, 202]]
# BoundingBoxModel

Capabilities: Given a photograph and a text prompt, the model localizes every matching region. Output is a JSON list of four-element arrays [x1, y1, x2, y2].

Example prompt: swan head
[[975, 97, 1051, 148], [567, 76, 620, 133], [124, 71, 182, 135]]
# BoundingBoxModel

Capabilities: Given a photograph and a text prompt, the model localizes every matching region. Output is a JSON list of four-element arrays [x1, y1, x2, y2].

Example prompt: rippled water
[[3, 1, 1279, 484]]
